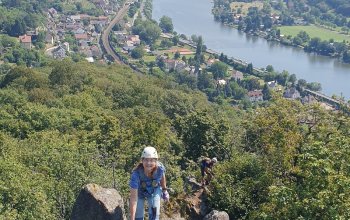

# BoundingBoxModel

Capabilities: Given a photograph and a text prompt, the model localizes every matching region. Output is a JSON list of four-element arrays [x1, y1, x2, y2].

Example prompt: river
[[152, 0, 350, 99]]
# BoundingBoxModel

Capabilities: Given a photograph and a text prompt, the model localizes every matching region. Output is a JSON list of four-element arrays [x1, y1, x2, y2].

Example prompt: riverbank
[[211, 1, 350, 64], [152, 0, 350, 99]]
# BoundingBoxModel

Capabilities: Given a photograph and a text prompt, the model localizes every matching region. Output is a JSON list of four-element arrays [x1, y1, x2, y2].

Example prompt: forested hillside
[[305, 0, 350, 17], [1, 61, 350, 219]]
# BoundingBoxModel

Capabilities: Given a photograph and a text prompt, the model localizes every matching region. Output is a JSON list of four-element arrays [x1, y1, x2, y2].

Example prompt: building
[[19, 35, 32, 49], [206, 58, 218, 68], [231, 70, 243, 81], [284, 87, 301, 99], [62, 42, 70, 52], [45, 33, 54, 44], [70, 15, 81, 21], [248, 90, 264, 102], [91, 45, 102, 58], [217, 79, 227, 85], [52, 46, 67, 59], [48, 8, 58, 18], [267, 80, 278, 90], [73, 28, 85, 35], [75, 33, 89, 41], [301, 95, 317, 104], [164, 59, 187, 72], [126, 35, 140, 46]]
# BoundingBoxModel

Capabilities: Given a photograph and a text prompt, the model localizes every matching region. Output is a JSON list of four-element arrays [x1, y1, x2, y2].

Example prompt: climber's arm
[[160, 173, 167, 190], [129, 188, 138, 220]]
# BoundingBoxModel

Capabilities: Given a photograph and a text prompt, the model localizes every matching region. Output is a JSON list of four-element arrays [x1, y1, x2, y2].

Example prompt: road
[[101, 4, 130, 63]]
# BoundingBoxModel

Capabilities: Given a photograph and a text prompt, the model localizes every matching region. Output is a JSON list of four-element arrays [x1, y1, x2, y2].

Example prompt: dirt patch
[[165, 47, 195, 55]]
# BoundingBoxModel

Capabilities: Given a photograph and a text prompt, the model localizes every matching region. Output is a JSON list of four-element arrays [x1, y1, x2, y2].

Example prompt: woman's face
[[142, 158, 157, 172]]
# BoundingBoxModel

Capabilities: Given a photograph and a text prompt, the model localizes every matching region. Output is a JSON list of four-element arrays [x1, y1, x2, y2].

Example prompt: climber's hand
[[162, 190, 170, 201]]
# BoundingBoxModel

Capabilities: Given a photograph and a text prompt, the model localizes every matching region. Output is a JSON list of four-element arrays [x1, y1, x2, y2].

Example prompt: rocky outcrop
[[203, 210, 229, 220], [183, 177, 229, 220], [71, 183, 126, 220], [184, 177, 209, 219]]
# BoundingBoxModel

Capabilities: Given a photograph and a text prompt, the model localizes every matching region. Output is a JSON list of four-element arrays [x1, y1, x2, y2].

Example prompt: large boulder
[[71, 183, 126, 220], [203, 210, 229, 220]]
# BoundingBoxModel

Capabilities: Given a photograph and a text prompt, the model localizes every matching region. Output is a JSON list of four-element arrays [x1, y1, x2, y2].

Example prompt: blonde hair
[[132, 160, 158, 177]]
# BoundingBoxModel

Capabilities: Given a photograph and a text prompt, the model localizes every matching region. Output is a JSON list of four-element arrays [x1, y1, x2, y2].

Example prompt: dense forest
[[1, 60, 350, 219], [299, 0, 350, 17]]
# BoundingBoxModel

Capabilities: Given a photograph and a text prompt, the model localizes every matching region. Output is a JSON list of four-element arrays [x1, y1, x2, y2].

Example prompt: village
[[17, 0, 124, 62], [14, 0, 342, 110]]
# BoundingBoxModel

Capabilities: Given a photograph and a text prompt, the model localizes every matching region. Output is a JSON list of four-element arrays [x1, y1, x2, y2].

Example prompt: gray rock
[[203, 210, 229, 220], [71, 183, 126, 220]]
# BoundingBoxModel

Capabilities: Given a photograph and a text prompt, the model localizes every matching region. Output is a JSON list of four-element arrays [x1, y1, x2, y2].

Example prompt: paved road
[[101, 4, 130, 63]]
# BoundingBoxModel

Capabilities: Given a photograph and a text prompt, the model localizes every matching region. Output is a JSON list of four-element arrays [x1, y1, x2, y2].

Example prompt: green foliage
[[3, 47, 45, 67], [175, 110, 232, 160], [0, 60, 227, 218], [210, 61, 228, 80], [159, 16, 174, 33], [132, 20, 162, 44], [1, 59, 350, 219], [131, 45, 145, 59], [209, 154, 272, 219]]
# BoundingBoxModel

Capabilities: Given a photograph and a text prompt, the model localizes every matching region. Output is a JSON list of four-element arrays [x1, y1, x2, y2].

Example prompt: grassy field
[[62, 0, 97, 12], [278, 25, 350, 43], [230, 1, 263, 16], [143, 55, 156, 62]]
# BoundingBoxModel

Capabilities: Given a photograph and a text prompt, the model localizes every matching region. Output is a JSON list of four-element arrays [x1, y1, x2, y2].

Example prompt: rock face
[[203, 210, 229, 220], [71, 183, 126, 220]]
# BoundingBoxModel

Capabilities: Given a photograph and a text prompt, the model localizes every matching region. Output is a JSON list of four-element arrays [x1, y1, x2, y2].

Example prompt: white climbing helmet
[[141, 146, 158, 159], [212, 157, 218, 163]]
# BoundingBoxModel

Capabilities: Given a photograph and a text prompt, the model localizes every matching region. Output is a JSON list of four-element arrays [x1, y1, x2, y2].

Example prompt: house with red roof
[[248, 90, 264, 102], [19, 35, 32, 49], [75, 33, 89, 40]]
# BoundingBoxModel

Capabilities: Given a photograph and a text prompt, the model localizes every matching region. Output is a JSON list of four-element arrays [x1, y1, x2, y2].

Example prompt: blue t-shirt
[[129, 161, 165, 190]]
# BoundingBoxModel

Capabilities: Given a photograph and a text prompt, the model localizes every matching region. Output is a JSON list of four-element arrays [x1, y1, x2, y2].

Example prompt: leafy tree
[[197, 71, 215, 90], [262, 84, 272, 100], [229, 81, 247, 100], [194, 36, 203, 65], [297, 31, 310, 43], [132, 20, 161, 44], [160, 39, 173, 48], [240, 78, 260, 91], [246, 63, 253, 74], [7, 18, 26, 37], [159, 16, 174, 33], [174, 51, 180, 60], [265, 65, 274, 73], [343, 50, 350, 63], [288, 74, 297, 86], [0, 35, 17, 47], [175, 111, 230, 160], [209, 154, 271, 219], [297, 78, 307, 89], [276, 70, 289, 86], [128, 4, 138, 17], [210, 61, 228, 80], [172, 35, 179, 46], [293, 36, 303, 45], [131, 45, 145, 59], [306, 82, 322, 91]]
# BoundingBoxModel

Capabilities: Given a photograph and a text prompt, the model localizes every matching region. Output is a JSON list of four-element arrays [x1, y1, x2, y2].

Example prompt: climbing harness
[[138, 169, 161, 198], [137, 162, 164, 220]]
